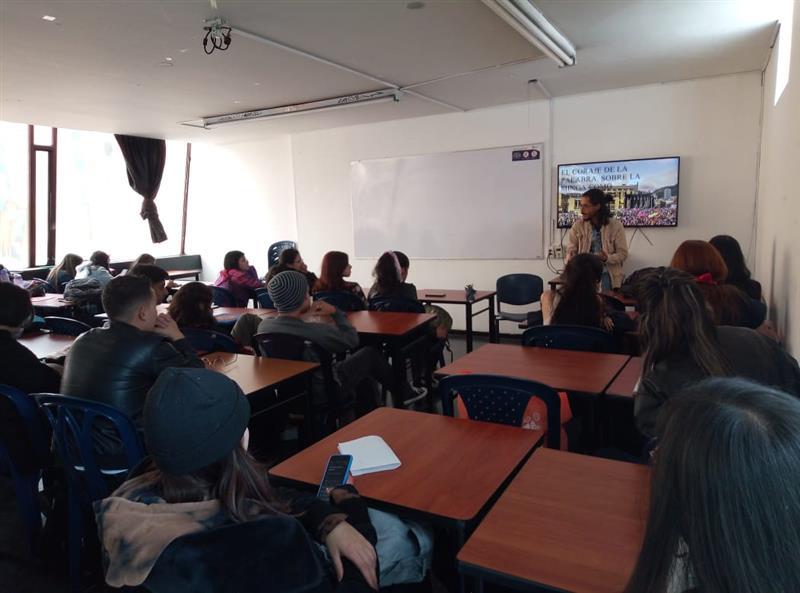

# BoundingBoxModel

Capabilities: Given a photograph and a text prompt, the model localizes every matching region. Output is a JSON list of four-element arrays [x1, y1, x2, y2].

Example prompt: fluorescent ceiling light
[[481, 0, 576, 67], [42, 15, 57, 22], [182, 88, 401, 129]]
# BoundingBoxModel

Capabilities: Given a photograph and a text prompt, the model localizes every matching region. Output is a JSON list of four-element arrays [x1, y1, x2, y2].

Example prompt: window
[[775, 0, 794, 105], [56, 128, 186, 263], [0, 122, 29, 269]]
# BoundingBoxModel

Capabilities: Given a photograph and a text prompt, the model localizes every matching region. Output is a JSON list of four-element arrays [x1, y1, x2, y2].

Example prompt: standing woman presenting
[[566, 189, 628, 290]]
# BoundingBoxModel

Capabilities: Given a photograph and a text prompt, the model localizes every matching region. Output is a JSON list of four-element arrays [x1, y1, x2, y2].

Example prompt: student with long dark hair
[[313, 251, 367, 308], [633, 267, 800, 437], [709, 234, 762, 300], [167, 282, 216, 331], [368, 251, 418, 302], [566, 188, 628, 290], [670, 240, 765, 328], [626, 377, 800, 593], [46, 253, 83, 292], [266, 247, 318, 292], [543, 253, 611, 329], [94, 368, 380, 591], [214, 250, 264, 307]]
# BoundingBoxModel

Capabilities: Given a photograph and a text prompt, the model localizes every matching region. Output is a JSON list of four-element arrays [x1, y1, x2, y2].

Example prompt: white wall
[[185, 136, 297, 280], [290, 72, 762, 331], [756, 6, 800, 354]]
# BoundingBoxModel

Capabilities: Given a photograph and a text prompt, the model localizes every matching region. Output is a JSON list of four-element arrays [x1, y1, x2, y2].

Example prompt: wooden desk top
[[458, 448, 650, 593], [270, 407, 542, 522], [605, 356, 642, 399], [436, 344, 630, 394], [601, 291, 638, 308], [166, 268, 203, 278], [417, 289, 496, 305], [201, 352, 318, 396], [345, 311, 435, 337], [19, 332, 76, 359], [30, 293, 75, 309]]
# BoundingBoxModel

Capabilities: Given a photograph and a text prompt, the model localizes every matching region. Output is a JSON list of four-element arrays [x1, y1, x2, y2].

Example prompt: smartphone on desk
[[317, 454, 353, 500]]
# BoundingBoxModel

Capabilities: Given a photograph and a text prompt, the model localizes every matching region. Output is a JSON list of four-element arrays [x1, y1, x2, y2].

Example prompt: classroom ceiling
[[0, 0, 780, 143]]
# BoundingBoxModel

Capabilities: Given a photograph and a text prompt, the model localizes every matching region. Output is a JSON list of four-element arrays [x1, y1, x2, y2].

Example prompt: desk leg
[[488, 295, 496, 344], [391, 340, 406, 409], [465, 302, 474, 353]]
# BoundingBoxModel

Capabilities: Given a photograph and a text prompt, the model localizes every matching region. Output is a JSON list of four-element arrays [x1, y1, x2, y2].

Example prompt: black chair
[[438, 374, 561, 449], [495, 274, 544, 336], [211, 286, 237, 307], [368, 297, 426, 313], [521, 325, 618, 353], [181, 328, 240, 354], [255, 288, 275, 309], [267, 241, 297, 269], [253, 332, 345, 432], [43, 316, 92, 336], [314, 291, 365, 312], [0, 384, 51, 553], [35, 394, 144, 592]]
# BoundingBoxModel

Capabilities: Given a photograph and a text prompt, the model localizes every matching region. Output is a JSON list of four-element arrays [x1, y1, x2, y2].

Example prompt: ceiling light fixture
[[481, 0, 576, 67], [42, 15, 57, 22], [203, 17, 232, 54], [182, 89, 401, 129]]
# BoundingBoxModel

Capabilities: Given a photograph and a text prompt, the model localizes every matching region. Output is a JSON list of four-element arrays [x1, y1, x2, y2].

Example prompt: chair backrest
[[35, 394, 144, 502], [144, 515, 328, 593], [43, 316, 92, 336], [255, 288, 275, 309], [0, 384, 51, 470], [521, 325, 618, 353], [368, 297, 425, 313], [253, 332, 308, 361], [438, 374, 561, 449], [314, 291, 365, 312], [268, 241, 297, 269], [496, 274, 544, 307], [211, 286, 237, 307], [181, 328, 240, 354]]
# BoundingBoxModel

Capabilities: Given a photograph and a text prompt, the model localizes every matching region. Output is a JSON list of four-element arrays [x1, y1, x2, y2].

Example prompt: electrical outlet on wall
[[548, 244, 564, 259]]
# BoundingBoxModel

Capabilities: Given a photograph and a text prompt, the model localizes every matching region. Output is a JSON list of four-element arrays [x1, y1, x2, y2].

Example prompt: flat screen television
[[557, 156, 680, 228]]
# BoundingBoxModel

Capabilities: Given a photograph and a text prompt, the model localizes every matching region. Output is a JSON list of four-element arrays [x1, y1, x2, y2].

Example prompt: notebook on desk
[[338, 435, 401, 476]]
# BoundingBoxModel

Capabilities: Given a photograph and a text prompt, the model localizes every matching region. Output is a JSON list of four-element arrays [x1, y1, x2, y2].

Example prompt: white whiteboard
[[351, 144, 544, 260]]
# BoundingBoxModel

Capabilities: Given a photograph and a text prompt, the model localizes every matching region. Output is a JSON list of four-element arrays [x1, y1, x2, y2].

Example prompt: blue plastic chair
[[43, 316, 92, 336], [368, 297, 425, 313], [255, 288, 275, 309], [181, 328, 240, 354], [438, 374, 561, 449], [495, 274, 544, 334], [268, 240, 297, 269], [521, 325, 618, 353], [314, 291, 365, 312], [35, 394, 144, 591], [211, 285, 237, 307], [0, 385, 52, 552]]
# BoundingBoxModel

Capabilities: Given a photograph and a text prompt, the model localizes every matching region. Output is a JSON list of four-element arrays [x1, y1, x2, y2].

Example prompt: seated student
[[128, 263, 170, 304], [0, 283, 61, 474], [45, 253, 83, 293], [167, 282, 216, 330], [119, 253, 156, 276], [75, 250, 114, 287], [709, 234, 762, 301], [214, 250, 264, 307], [368, 251, 418, 302], [542, 253, 613, 330], [625, 377, 800, 593], [94, 367, 380, 592], [266, 247, 318, 292], [670, 240, 765, 329], [61, 275, 204, 459], [312, 251, 368, 309], [633, 268, 800, 438], [243, 271, 422, 411]]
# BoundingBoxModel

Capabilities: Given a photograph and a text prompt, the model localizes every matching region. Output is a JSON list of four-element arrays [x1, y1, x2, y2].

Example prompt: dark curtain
[[114, 134, 168, 243]]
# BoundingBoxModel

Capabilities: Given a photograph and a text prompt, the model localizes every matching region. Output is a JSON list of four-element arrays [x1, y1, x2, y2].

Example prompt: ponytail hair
[[582, 188, 614, 226]]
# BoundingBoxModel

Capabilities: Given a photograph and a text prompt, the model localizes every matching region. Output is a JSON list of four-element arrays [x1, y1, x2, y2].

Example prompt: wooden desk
[[166, 268, 203, 281], [458, 448, 650, 593], [436, 343, 631, 395], [19, 331, 76, 359], [270, 407, 542, 526], [30, 293, 75, 311], [601, 290, 638, 311], [213, 307, 275, 323], [202, 352, 318, 417], [418, 289, 496, 353], [548, 276, 564, 292], [605, 356, 642, 399]]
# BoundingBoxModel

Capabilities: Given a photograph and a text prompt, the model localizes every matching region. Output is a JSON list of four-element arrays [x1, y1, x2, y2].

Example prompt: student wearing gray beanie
[[93, 367, 380, 591]]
